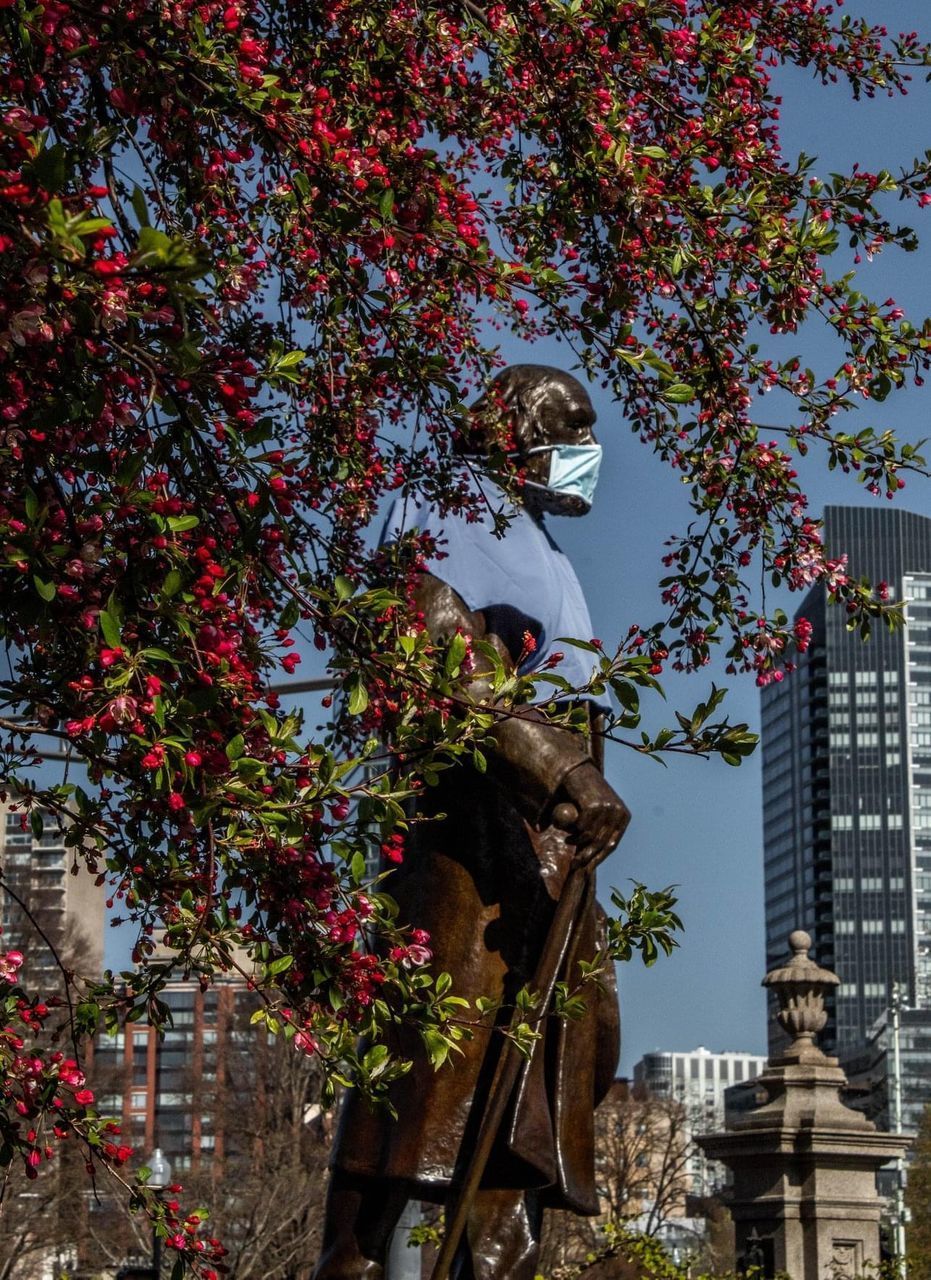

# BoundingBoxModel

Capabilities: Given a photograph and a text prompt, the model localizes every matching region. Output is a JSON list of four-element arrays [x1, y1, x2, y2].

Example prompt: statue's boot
[[312, 1172, 408, 1280], [460, 1188, 542, 1280]]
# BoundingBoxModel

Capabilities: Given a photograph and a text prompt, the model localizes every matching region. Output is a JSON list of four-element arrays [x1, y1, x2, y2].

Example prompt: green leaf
[[278, 598, 300, 629], [46, 198, 67, 237], [445, 632, 467, 676], [161, 570, 183, 598], [335, 574, 354, 601], [167, 514, 200, 532], [276, 349, 306, 368], [99, 608, 122, 648], [140, 647, 174, 663], [555, 636, 601, 653], [235, 757, 265, 778], [664, 383, 695, 404], [116, 450, 147, 488], [130, 184, 151, 228], [31, 142, 68, 191], [347, 677, 369, 716], [363, 1043, 389, 1072], [226, 734, 245, 760], [135, 225, 172, 262], [267, 954, 294, 976], [33, 576, 55, 602], [422, 1028, 451, 1069], [61, 211, 108, 243]]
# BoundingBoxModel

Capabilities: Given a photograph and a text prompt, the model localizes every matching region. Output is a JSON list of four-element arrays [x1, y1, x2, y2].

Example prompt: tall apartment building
[[761, 505, 931, 1054], [92, 973, 256, 1172], [0, 799, 104, 992], [633, 1047, 768, 1195]]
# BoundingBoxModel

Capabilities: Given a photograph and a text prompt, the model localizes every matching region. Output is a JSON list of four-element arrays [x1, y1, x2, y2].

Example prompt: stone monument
[[698, 931, 910, 1278]]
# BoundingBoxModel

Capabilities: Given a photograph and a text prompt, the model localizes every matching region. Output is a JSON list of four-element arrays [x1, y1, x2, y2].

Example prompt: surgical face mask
[[523, 443, 603, 512]]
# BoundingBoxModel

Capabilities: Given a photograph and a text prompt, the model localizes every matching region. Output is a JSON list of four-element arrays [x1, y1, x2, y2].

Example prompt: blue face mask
[[524, 443, 603, 511]]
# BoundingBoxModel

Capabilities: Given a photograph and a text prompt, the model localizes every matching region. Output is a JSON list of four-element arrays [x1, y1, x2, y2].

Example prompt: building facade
[[761, 505, 931, 1054], [840, 1005, 931, 1136], [91, 973, 256, 1172], [633, 1047, 768, 1195], [0, 799, 104, 992]]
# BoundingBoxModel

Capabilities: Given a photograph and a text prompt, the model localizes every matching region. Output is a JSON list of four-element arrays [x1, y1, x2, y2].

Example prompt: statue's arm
[[412, 573, 629, 864]]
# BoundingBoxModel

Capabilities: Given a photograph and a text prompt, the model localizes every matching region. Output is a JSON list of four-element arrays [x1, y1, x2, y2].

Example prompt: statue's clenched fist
[[559, 762, 630, 867]]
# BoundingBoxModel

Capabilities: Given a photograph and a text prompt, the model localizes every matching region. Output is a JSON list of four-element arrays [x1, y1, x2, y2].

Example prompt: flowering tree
[[1, 0, 930, 1268]]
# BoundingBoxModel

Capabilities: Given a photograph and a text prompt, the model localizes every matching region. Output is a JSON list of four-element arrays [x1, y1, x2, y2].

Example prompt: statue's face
[[521, 377, 599, 518], [468, 366, 601, 517]]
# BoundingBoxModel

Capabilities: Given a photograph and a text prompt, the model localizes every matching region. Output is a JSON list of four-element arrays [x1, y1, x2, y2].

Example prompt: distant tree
[[0, 1140, 95, 1280], [906, 1104, 931, 1275], [539, 1083, 695, 1276], [185, 1026, 331, 1280], [688, 1193, 736, 1276]]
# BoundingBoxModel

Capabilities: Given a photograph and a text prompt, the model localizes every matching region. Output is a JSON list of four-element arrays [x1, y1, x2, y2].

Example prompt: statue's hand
[[558, 762, 630, 868]]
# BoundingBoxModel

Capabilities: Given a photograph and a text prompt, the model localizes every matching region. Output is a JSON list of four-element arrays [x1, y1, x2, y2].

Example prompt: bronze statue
[[314, 366, 630, 1280]]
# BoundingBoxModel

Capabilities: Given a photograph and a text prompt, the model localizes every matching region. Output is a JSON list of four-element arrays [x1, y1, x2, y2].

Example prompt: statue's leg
[[313, 1172, 408, 1280], [461, 1188, 542, 1280]]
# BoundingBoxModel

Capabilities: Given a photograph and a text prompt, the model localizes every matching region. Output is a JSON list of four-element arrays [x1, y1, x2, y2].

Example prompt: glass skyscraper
[[761, 505, 931, 1053]]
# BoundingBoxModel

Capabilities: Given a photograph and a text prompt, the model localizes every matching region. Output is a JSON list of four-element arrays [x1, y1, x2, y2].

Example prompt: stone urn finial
[[762, 930, 840, 1061]]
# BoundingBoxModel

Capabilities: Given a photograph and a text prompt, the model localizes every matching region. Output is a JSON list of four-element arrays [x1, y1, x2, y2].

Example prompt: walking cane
[[429, 802, 588, 1280]]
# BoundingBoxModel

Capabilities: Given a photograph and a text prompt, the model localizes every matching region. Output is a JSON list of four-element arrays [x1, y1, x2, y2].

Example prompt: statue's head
[[466, 365, 601, 517]]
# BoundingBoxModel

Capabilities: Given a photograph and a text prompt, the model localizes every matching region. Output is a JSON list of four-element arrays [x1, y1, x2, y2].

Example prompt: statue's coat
[[333, 590, 620, 1212]]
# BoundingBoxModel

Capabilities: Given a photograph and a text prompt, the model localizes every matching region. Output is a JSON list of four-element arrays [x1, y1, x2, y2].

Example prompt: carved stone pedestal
[[698, 932, 909, 1279]]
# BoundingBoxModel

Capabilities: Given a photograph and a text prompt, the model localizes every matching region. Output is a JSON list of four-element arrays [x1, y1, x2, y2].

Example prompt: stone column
[[698, 931, 910, 1279]]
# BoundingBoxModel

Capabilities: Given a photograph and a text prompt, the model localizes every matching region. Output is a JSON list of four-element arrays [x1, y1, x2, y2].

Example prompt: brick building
[[92, 973, 256, 1172]]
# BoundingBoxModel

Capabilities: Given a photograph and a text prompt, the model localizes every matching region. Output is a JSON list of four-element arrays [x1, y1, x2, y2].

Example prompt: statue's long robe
[[333, 712, 619, 1215], [333, 477, 620, 1213]]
